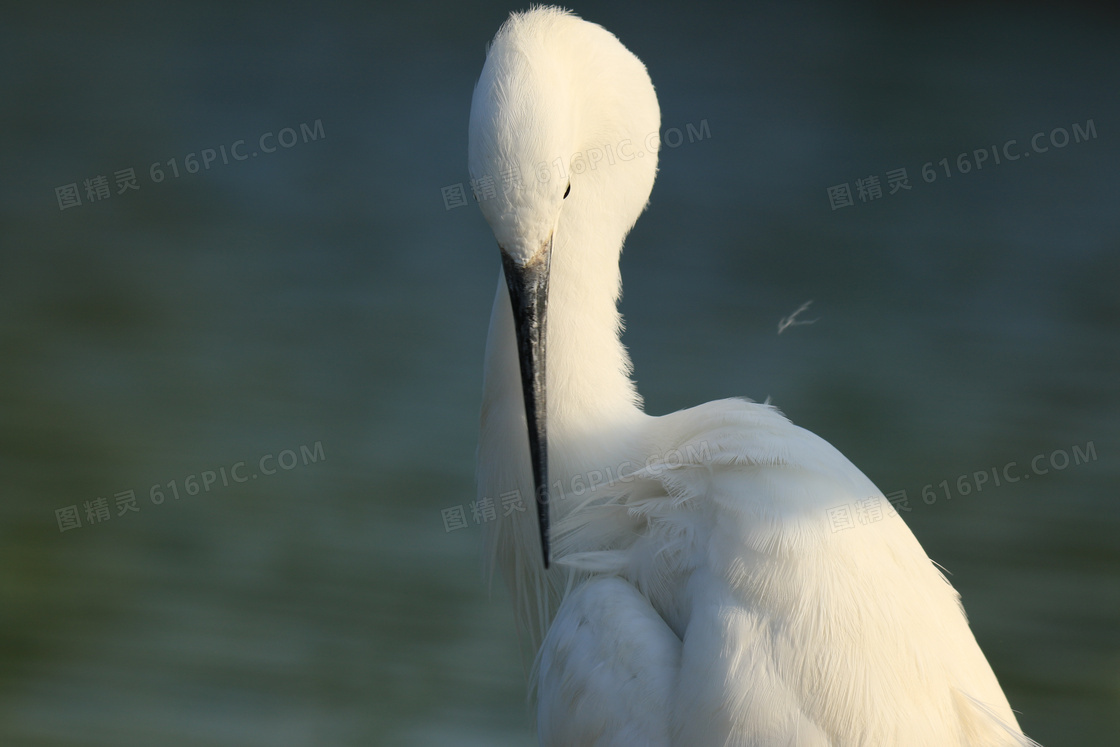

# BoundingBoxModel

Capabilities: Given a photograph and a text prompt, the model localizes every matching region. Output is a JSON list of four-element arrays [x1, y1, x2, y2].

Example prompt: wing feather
[[536, 577, 680, 746]]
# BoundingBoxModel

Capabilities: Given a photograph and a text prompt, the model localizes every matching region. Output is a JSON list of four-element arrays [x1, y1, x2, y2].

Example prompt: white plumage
[[469, 8, 1038, 745]]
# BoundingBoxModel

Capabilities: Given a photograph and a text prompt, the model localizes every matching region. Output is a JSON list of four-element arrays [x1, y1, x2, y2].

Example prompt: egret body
[[469, 8, 1037, 746]]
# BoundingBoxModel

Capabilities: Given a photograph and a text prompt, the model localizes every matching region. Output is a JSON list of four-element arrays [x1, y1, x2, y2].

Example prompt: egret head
[[469, 7, 659, 257], [468, 7, 660, 568]]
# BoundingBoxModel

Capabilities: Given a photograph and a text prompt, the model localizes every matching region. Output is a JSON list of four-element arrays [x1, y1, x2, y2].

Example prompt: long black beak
[[500, 241, 552, 569]]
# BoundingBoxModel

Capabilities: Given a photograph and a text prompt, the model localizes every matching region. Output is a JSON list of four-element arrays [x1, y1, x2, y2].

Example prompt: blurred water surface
[[1, 1, 1117, 745]]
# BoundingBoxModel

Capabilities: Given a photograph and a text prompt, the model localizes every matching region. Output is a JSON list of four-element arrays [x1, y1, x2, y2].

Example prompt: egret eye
[[563, 183, 571, 199]]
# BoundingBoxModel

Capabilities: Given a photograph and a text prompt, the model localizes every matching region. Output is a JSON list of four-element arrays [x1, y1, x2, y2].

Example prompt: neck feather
[[477, 207, 645, 649]]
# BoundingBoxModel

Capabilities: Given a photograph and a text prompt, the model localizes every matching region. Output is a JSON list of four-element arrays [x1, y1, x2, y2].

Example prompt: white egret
[[470, 7, 1038, 745]]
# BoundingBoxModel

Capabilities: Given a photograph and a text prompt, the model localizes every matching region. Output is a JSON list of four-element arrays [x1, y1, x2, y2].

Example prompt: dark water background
[[1, 1, 1117, 744]]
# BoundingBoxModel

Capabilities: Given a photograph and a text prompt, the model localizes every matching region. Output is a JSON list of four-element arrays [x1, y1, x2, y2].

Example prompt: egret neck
[[480, 185, 648, 563]]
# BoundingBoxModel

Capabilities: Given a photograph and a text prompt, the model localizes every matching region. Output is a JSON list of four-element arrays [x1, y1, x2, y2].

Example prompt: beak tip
[[537, 487, 551, 569]]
